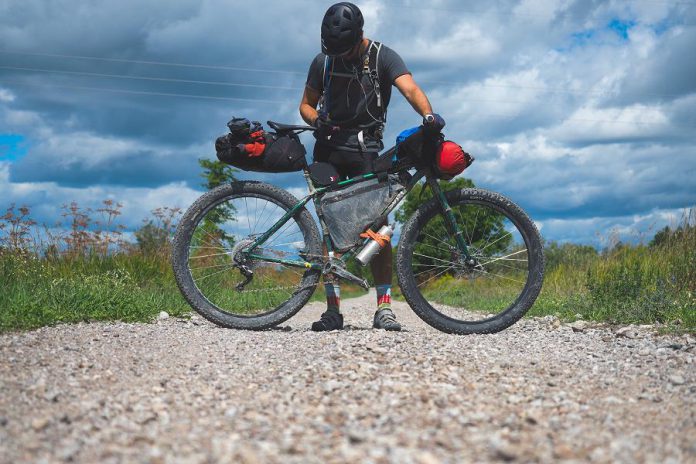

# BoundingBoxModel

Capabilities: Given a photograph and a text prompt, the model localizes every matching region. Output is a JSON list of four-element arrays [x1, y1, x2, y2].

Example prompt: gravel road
[[1, 291, 694, 463]]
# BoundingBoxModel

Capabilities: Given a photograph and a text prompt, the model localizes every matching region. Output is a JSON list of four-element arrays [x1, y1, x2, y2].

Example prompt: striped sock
[[325, 283, 341, 314], [376, 284, 392, 310]]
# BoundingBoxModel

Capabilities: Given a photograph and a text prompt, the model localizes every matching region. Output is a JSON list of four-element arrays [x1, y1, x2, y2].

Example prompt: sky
[[0, 0, 694, 247]]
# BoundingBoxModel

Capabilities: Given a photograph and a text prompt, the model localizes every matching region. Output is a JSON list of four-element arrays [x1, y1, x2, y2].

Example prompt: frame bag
[[319, 177, 404, 251]]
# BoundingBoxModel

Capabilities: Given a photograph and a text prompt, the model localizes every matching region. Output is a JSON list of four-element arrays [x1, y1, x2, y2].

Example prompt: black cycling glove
[[313, 113, 338, 132], [423, 113, 446, 131]]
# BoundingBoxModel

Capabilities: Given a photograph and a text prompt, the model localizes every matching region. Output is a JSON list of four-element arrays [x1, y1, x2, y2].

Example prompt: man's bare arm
[[299, 86, 321, 126], [394, 74, 433, 117]]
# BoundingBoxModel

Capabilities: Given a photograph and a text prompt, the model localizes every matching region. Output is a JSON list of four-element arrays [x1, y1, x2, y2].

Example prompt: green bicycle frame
[[244, 166, 472, 271]]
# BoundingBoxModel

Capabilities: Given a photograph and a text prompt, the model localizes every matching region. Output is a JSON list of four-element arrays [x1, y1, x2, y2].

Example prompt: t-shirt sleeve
[[305, 53, 325, 93], [379, 45, 411, 85]]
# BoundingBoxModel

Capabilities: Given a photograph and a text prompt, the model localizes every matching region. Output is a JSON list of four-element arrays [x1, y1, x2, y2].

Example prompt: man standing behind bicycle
[[300, 2, 445, 332]]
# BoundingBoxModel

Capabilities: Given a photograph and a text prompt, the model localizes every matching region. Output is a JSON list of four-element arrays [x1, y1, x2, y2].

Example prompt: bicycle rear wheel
[[172, 181, 322, 330], [396, 188, 544, 334]]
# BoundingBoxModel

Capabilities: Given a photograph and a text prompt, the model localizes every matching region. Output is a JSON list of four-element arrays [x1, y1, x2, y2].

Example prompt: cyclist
[[300, 2, 445, 332]]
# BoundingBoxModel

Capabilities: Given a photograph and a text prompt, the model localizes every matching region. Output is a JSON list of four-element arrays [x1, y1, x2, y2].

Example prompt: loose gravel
[[1, 291, 694, 463]]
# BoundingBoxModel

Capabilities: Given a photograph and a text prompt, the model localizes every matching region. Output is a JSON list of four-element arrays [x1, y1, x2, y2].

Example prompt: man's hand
[[423, 113, 446, 131], [313, 113, 339, 132]]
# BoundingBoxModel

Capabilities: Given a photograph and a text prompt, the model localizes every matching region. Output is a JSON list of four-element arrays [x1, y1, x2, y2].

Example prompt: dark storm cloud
[[1, 0, 695, 244], [9, 148, 202, 188]]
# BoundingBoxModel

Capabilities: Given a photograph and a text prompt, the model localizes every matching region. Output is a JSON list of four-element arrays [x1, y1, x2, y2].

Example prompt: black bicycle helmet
[[321, 2, 364, 56]]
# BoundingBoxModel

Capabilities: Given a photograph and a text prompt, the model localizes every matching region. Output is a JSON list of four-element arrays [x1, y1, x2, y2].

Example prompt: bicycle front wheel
[[172, 181, 322, 330], [396, 188, 544, 334]]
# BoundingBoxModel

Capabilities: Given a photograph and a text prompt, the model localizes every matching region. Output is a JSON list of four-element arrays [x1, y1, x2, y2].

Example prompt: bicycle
[[171, 121, 544, 334]]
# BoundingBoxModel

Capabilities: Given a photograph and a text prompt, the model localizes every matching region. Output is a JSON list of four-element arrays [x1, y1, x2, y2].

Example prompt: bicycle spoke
[[403, 192, 540, 328], [182, 192, 317, 318], [480, 249, 528, 266]]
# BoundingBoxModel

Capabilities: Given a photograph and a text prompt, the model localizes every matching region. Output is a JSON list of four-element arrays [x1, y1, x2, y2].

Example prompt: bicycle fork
[[426, 177, 476, 265]]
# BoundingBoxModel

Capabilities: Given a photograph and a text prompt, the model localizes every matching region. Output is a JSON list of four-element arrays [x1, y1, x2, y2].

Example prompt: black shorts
[[313, 144, 378, 180]]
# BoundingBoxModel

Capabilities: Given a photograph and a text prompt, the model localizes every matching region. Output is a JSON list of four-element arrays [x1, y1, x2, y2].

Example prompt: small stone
[[553, 444, 575, 459], [416, 451, 441, 464], [615, 326, 637, 339], [489, 436, 518, 461], [44, 390, 61, 402], [604, 396, 623, 404], [669, 375, 685, 386], [0, 416, 8, 427], [348, 429, 367, 444], [323, 380, 341, 393], [31, 417, 50, 431], [157, 311, 169, 321], [224, 407, 238, 419], [569, 320, 590, 332]]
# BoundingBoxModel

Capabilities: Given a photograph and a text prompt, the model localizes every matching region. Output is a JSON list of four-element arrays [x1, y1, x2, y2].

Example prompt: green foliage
[[198, 158, 237, 236], [544, 241, 598, 270], [135, 221, 169, 255], [422, 209, 695, 332], [394, 178, 475, 224], [199, 158, 237, 190], [394, 178, 510, 278], [0, 252, 190, 332]]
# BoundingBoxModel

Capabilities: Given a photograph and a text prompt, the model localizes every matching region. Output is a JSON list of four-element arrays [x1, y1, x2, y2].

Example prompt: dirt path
[[0, 292, 694, 463]]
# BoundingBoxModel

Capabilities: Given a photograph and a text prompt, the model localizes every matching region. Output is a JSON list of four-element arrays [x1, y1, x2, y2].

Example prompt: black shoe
[[373, 308, 401, 331], [311, 311, 344, 332]]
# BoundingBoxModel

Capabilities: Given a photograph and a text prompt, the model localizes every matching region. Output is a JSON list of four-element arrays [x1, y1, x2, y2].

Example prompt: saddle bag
[[215, 118, 307, 173], [318, 177, 404, 251]]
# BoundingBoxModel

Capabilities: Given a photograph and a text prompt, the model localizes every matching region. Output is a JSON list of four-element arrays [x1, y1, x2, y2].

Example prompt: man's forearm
[[300, 103, 318, 126], [404, 86, 433, 117]]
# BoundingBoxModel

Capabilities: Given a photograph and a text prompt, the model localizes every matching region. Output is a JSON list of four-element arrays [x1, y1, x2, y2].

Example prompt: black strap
[[322, 41, 385, 129]]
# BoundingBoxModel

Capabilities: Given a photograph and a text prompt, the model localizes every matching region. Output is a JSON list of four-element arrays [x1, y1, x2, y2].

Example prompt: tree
[[199, 158, 237, 190], [197, 158, 238, 247], [394, 178, 511, 280]]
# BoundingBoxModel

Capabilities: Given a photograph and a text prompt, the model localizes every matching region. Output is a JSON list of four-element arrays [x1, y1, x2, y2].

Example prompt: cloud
[[0, 0, 694, 245]]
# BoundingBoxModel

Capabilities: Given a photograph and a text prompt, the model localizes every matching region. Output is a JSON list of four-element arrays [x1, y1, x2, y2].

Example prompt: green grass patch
[[0, 253, 191, 332], [421, 222, 695, 333]]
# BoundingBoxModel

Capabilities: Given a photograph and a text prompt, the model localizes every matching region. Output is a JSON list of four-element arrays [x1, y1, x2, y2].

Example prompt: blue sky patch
[[0, 134, 28, 162], [608, 19, 636, 40]]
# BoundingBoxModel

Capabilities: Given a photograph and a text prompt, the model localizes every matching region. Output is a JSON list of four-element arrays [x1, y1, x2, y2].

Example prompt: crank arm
[[324, 262, 369, 289]]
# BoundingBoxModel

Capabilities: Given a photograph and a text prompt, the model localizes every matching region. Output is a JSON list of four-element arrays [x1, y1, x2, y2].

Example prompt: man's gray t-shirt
[[306, 41, 410, 149]]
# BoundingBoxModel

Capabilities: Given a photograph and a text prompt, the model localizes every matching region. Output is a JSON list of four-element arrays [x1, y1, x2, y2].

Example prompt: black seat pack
[[215, 118, 307, 173]]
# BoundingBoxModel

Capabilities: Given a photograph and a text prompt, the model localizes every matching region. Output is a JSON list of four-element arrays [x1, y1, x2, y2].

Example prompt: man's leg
[[370, 235, 401, 331], [311, 241, 344, 331]]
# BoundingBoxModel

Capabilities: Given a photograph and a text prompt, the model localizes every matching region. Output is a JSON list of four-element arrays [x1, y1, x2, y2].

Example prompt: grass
[[0, 252, 191, 332], [2, 200, 694, 334], [421, 210, 696, 333]]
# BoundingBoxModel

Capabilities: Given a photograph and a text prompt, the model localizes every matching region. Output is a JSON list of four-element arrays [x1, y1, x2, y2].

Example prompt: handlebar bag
[[318, 176, 404, 251], [394, 126, 441, 167]]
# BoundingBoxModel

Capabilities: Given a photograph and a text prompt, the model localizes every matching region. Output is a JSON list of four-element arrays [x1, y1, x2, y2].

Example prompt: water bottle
[[356, 224, 394, 266]]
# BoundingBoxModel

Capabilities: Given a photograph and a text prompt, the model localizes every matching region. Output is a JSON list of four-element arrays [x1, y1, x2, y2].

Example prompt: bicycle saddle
[[267, 121, 315, 132]]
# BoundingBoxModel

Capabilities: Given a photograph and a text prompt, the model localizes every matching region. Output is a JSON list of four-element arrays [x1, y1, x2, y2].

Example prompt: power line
[[0, 50, 688, 100], [3, 79, 691, 129], [0, 79, 289, 104], [2, 63, 685, 107], [0, 65, 304, 91], [0, 50, 307, 76]]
